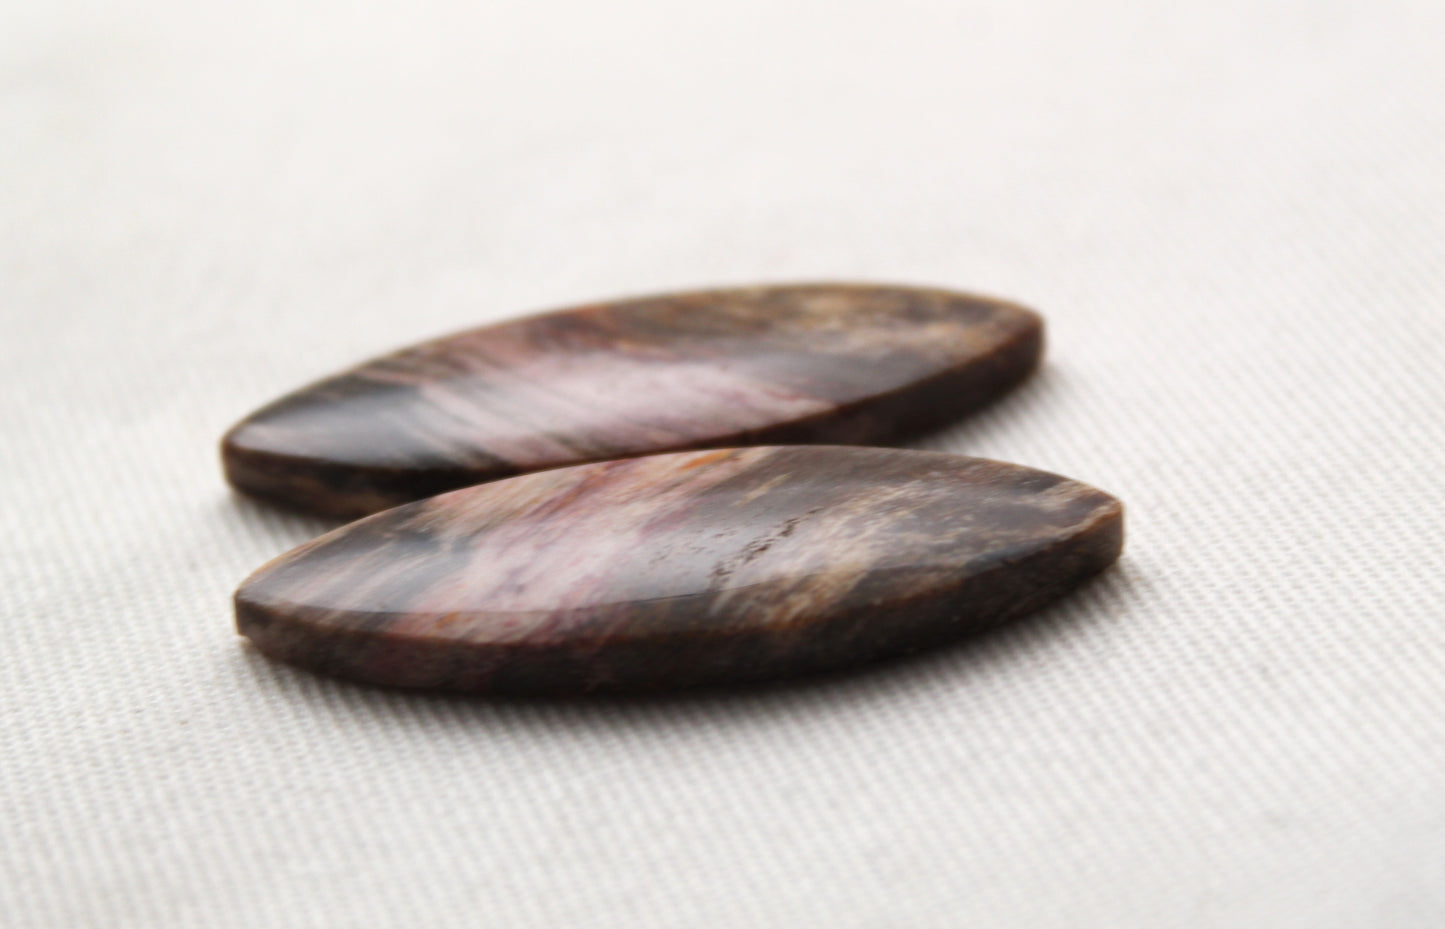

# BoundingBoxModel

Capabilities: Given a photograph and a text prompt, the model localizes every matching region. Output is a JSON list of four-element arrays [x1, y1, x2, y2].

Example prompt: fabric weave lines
[[3, 1, 1443, 926]]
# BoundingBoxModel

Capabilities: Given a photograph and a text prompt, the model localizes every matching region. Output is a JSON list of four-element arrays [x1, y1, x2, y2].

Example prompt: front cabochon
[[235, 446, 1122, 694]]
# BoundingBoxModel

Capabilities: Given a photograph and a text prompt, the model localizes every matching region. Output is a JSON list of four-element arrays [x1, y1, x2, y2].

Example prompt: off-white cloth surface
[[3, 1, 1444, 926]]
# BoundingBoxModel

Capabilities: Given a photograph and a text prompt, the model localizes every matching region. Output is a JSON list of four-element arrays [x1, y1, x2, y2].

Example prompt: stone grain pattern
[[222, 284, 1043, 517], [236, 446, 1123, 694]]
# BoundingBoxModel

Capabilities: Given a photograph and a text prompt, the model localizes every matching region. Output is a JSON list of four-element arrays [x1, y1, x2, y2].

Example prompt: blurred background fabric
[[3, 1, 1444, 926]]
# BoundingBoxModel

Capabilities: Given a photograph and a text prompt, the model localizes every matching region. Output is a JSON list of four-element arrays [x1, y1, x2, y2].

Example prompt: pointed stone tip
[[220, 413, 408, 520], [221, 414, 305, 511], [1091, 493, 1127, 563], [219, 417, 265, 476], [219, 416, 274, 501], [1000, 301, 1046, 377]]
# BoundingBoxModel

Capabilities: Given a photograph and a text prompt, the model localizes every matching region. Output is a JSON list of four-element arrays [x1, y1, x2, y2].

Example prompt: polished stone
[[235, 446, 1123, 694], [222, 284, 1043, 517]]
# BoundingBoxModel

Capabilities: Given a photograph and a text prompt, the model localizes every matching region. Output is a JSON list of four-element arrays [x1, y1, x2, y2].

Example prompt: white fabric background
[[3, 1, 1443, 926]]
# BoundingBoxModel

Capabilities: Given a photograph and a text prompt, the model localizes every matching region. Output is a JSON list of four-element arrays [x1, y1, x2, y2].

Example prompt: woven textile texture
[[3, 1, 1444, 926]]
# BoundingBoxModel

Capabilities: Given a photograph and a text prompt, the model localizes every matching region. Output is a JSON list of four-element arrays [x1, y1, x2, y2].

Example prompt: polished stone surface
[[235, 446, 1123, 694], [222, 284, 1043, 517]]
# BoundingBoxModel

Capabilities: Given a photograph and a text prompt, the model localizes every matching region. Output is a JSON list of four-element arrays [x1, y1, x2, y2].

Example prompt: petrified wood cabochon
[[236, 447, 1123, 694], [222, 285, 1043, 517]]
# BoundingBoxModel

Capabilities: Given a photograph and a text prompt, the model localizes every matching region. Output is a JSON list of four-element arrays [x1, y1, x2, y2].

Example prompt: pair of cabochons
[[226, 284, 1124, 695]]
